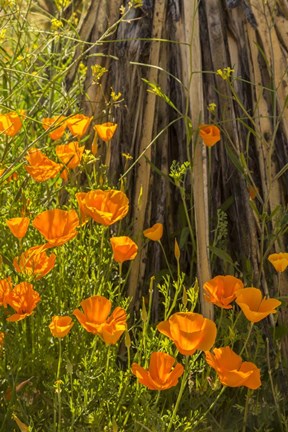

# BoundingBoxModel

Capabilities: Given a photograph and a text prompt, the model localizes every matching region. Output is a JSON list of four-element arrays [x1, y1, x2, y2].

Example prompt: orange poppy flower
[[42, 116, 67, 140], [32, 209, 79, 247], [203, 275, 244, 309], [6, 217, 30, 239], [13, 245, 56, 280], [25, 149, 63, 182], [101, 307, 127, 344], [199, 124, 221, 147], [268, 253, 288, 272], [49, 316, 74, 338], [157, 312, 217, 356], [56, 141, 85, 169], [73, 295, 127, 344], [66, 114, 92, 138], [205, 346, 261, 389], [143, 223, 163, 241], [110, 236, 138, 263], [132, 352, 184, 390], [0, 110, 25, 136], [0, 277, 13, 308], [6, 282, 40, 322], [94, 122, 118, 142], [76, 189, 129, 226], [235, 288, 281, 323]]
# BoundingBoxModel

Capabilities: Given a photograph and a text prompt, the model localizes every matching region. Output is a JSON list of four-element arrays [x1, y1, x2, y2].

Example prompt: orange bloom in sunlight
[[33, 209, 79, 247], [25, 149, 63, 182], [73, 295, 127, 344], [13, 245, 56, 280], [203, 275, 244, 309], [76, 189, 129, 226], [66, 114, 92, 138], [42, 116, 67, 140], [199, 124, 221, 147], [157, 312, 217, 356], [205, 346, 261, 389], [235, 288, 281, 323], [132, 352, 184, 390], [0, 110, 25, 136], [110, 236, 138, 263], [49, 316, 74, 338], [6, 282, 40, 322], [56, 142, 85, 169], [94, 122, 118, 142], [6, 217, 30, 239], [0, 277, 13, 308], [143, 223, 163, 241], [268, 253, 288, 272]]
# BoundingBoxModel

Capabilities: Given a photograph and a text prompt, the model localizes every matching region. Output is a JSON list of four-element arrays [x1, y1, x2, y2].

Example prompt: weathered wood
[[64, 1, 288, 356]]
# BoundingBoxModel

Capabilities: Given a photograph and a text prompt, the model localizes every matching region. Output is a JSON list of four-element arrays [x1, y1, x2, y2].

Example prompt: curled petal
[[143, 223, 163, 241], [236, 288, 281, 323], [132, 352, 184, 390]]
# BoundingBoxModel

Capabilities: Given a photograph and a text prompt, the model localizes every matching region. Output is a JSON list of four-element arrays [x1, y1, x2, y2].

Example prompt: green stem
[[167, 357, 189, 432], [179, 185, 197, 255], [104, 345, 111, 387], [217, 308, 224, 337], [242, 389, 251, 432], [192, 386, 226, 429], [57, 339, 62, 432], [239, 323, 254, 356], [158, 240, 174, 280], [266, 338, 284, 432]]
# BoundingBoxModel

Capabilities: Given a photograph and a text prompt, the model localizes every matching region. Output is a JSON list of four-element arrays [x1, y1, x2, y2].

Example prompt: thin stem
[[242, 389, 251, 432], [167, 357, 189, 432], [179, 185, 197, 254], [192, 386, 226, 429], [266, 338, 284, 432], [239, 323, 254, 356], [158, 240, 174, 280], [54, 339, 62, 432]]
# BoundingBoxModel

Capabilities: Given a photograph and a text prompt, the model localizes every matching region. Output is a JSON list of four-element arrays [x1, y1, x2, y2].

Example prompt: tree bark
[[66, 0, 288, 356]]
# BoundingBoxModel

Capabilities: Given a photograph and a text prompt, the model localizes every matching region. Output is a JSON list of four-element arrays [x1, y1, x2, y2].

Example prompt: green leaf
[[209, 245, 235, 265]]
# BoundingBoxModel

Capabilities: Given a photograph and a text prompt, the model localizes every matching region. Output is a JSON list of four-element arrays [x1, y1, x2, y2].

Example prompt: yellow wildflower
[[216, 67, 234, 80]]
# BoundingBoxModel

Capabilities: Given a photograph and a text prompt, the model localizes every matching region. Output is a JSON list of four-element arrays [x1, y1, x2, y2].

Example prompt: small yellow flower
[[51, 18, 63, 30], [91, 64, 108, 83], [111, 89, 122, 102], [122, 152, 133, 160], [216, 67, 234, 80], [78, 62, 87, 76], [55, 0, 70, 9], [207, 102, 217, 113]]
